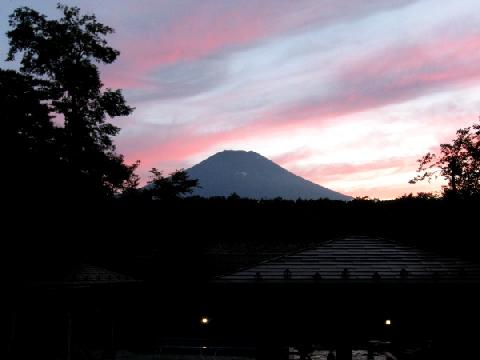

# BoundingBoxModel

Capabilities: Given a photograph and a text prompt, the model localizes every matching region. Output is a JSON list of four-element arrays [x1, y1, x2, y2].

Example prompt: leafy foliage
[[6, 4, 137, 198], [1, 69, 64, 198], [147, 168, 199, 200], [396, 192, 440, 201], [2, 69, 55, 153], [410, 120, 480, 198]]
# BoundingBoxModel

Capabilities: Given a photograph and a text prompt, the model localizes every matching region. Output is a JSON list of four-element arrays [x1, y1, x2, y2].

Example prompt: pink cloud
[[262, 33, 480, 130], [102, 2, 288, 88], [350, 183, 442, 200], [339, 33, 480, 98], [101, 0, 418, 89], [289, 158, 415, 182], [271, 148, 316, 166], [286, 157, 443, 199], [123, 121, 286, 168]]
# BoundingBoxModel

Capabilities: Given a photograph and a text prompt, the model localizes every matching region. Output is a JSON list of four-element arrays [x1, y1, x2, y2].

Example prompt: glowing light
[[201, 317, 209, 325], [385, 319, 391, 326]]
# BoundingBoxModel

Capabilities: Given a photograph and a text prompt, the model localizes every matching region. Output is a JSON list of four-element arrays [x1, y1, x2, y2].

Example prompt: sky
[[2, 0, 480, 199]]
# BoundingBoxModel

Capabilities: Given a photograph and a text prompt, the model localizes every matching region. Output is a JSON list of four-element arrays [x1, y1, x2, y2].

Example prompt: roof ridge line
[[214, 235, 350, 280]]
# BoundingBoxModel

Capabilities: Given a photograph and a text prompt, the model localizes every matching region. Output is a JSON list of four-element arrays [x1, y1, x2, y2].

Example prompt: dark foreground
[[4, 198, 480, 359]]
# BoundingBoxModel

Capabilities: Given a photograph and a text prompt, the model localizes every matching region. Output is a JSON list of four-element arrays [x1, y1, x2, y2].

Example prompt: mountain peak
[[187, 150, 351, 201], [205, 150, 264, 160]]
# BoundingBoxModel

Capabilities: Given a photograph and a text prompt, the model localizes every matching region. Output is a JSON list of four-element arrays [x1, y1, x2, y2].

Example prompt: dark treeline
[[5, 193, 480, 359], [6, 195, 479, 288]]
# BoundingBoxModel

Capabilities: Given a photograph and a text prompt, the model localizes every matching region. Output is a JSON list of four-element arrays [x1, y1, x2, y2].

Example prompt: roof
[[217, 236, 480, 284], [35, 264, 139, 288], [64, 264, 137, 284]]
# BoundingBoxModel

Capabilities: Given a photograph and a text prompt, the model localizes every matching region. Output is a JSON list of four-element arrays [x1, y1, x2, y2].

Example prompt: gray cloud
[[124, 56, 229, 103]]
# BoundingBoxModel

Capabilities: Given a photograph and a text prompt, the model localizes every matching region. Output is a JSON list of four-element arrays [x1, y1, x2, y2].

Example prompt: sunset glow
[[2, 0, 479, 199]]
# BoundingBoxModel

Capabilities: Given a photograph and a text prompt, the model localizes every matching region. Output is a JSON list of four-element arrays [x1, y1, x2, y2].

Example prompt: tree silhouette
[[410, 120, 480, 198], [1, 69, 64, 199], [2, 69, 55, 155], [6, 4, 137, 198], [147, 168, 199, 200]]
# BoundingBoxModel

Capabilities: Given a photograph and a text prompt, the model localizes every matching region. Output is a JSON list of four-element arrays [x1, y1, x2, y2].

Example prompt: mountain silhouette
[[187, 150, 352, 201]]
